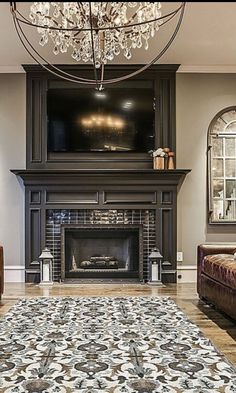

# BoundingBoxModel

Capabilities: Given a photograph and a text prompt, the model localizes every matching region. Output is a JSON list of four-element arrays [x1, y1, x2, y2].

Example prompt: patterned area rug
[[0, 297, 236, 393]]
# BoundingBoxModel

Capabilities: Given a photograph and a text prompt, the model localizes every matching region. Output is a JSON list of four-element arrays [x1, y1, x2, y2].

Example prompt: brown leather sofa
[[197, 244, 236, 320], [0, 246, 3, 301]]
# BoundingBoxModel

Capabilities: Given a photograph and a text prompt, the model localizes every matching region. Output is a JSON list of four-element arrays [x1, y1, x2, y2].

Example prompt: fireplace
[[11, 65, 190, 284], [10, 171, 191, 283], [46, 209, 155, 282], [61, 225, 143, 281]]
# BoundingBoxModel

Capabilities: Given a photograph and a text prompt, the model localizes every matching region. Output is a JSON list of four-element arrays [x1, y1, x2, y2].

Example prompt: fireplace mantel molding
[[11, 169, 190, 188]]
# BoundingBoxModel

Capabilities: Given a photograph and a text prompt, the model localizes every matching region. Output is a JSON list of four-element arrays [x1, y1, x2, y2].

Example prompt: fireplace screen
[[61, 225, 143, 280]]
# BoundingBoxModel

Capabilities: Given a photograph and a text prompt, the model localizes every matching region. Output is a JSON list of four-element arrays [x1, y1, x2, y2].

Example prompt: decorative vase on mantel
[[168, 152, 175, 169], [151, 147, 175, 170], [153, 156, 165, 170]]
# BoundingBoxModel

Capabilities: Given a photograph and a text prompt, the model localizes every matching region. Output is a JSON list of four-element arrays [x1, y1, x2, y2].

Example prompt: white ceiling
[[1, 2, 236, 72]]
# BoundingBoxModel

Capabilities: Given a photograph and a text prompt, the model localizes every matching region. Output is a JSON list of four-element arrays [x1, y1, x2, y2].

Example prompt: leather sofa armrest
[[197, 244, 235, 295]]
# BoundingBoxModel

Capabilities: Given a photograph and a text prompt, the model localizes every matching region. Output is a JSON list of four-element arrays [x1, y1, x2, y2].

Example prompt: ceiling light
[[10, 2, 186, 88]]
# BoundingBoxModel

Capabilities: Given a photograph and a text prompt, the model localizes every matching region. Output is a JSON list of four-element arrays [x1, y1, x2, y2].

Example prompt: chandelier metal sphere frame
[[10, 2, 186, 89]]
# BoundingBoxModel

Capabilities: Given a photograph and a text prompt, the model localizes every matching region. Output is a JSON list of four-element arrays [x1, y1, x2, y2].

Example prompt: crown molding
[[178, 65, 236, 73], [1, 64, 236, 74], [0, 65, 25, 73]]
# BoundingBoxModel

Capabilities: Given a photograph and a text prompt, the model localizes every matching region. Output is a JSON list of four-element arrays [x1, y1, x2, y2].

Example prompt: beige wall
[[1, 72, 236, 272], [0, 74, 26, 267], [176, 73, 236, 266]]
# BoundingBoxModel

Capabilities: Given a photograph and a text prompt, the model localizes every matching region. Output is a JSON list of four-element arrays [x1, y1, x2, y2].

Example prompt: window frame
[[208, 106, 236, 224]]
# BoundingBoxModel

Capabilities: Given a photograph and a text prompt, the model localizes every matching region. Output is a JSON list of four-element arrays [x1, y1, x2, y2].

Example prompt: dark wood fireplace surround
[[12, 64, 190, 283]]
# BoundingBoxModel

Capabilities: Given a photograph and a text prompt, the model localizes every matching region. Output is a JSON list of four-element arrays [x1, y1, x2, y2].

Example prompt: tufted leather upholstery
[[197, 244, 236, 320], [0, 246, 3, 301], [202, 254, 236, 290]]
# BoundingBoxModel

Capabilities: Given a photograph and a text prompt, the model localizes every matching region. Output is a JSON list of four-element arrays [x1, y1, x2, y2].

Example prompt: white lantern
[[148, 248, 163, 286], [39, 248, 53, 285], [148, 248, 173, 285]]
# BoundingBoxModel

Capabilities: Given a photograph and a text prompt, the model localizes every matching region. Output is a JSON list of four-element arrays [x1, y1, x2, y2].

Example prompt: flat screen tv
[[47, 82, 155, 153]]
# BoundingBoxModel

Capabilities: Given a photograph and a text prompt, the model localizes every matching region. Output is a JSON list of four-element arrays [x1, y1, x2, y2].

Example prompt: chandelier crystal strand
[[29, 2, 163, 68]]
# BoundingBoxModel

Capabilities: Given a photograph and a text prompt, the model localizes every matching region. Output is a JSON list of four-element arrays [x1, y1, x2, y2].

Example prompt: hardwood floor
[[1, 282, 236, 366]]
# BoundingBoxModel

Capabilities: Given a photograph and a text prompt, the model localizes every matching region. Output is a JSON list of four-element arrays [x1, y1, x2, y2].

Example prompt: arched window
[[208, 107, 236, 223]]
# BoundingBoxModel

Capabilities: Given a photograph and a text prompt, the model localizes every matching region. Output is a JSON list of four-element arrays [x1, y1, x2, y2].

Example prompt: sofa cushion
[[202, 254, 236, 290]]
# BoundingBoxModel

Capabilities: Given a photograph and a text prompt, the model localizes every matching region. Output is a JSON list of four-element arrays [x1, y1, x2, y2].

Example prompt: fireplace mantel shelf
[[11, 169, 191, 188]]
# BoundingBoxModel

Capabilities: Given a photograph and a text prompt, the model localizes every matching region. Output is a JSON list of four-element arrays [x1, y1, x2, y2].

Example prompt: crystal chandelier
[[29, 2, 163, 68], [10, 2, 186, 88]]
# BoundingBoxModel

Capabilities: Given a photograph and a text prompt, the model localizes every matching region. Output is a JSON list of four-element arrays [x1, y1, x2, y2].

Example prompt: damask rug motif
[[0, 296, 236, 392]]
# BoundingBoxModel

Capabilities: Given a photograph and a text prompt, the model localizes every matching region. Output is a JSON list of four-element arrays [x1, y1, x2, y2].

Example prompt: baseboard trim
[[177, 265, 197, 270], [177, 265, 197, 283], [4, 266, 25, 283], [3, 265, 197, 284]]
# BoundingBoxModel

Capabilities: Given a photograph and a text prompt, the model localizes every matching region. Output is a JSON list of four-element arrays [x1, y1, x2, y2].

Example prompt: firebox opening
[[62, 225, 143, 280]]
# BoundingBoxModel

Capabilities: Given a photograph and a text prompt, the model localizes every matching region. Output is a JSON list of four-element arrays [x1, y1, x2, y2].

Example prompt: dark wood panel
[[29, 209, 41, 266], [25, 270, 40, 283], [161, 191, 173, 205], [103, 191, 157, 204], [24, 65, 178, 169], [46, 191, 99, 204], [161, 208, 173, 261], [30, 191, 41, 204], [29, 78, 42, 163], [162, 271, 177, 284], [160, 77, 176, 153]]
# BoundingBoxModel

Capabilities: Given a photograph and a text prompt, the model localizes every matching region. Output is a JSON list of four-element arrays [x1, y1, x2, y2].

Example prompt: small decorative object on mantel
[[168, 151, 175, 169], [149, 148, 175, 170], [149, 148, 165, 170], [39, 248, 54, 286], [163, 147, 170, 169]]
